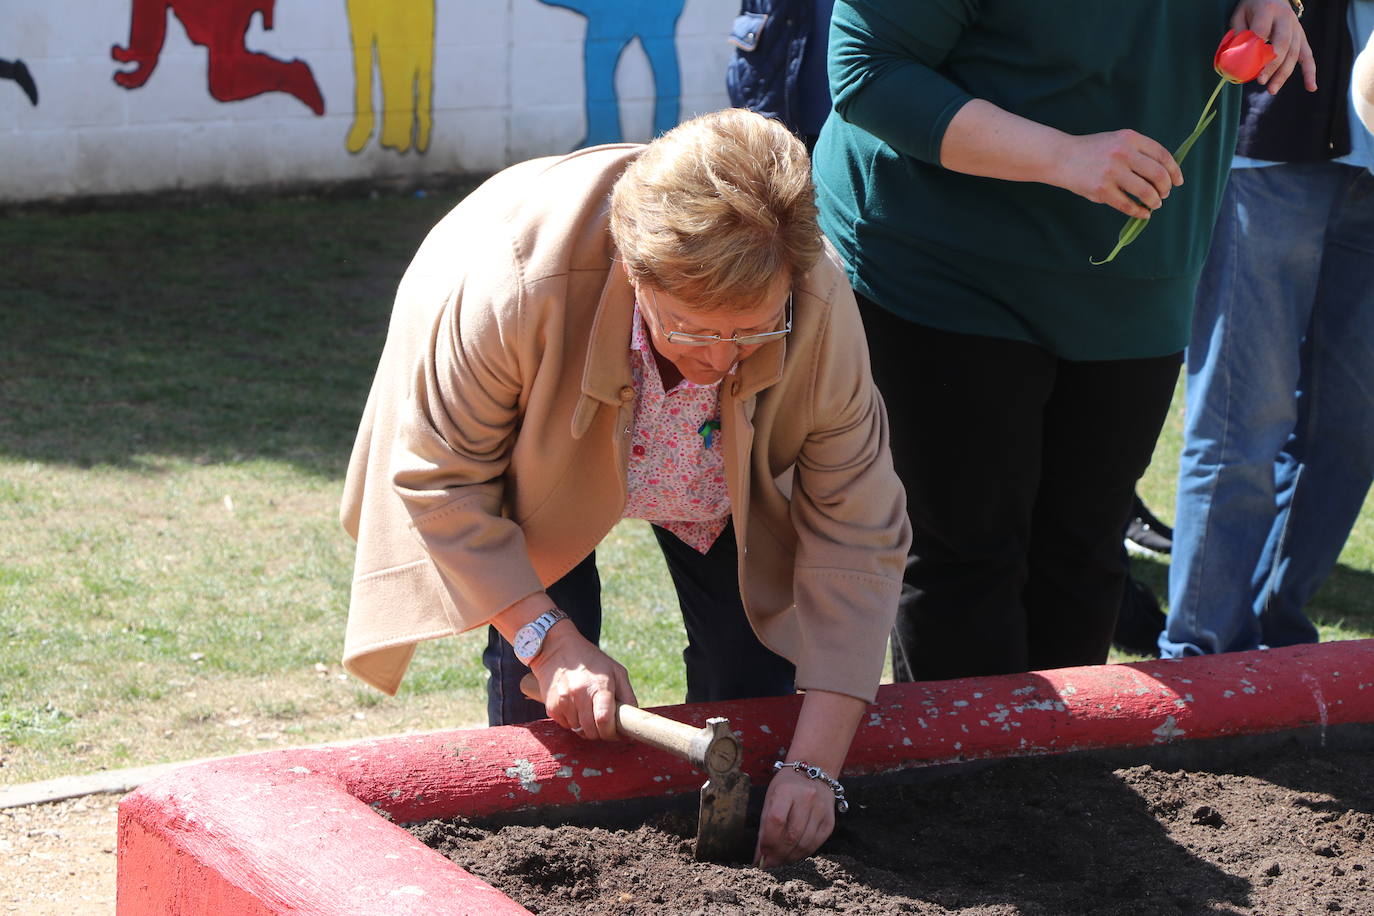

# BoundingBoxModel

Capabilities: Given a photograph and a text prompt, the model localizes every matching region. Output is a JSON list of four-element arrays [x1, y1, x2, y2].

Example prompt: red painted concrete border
[[117, 640, 1374, 914]]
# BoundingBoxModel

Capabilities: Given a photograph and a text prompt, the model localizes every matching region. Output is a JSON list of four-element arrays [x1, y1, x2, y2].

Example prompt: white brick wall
[[0, 0, 738, 202]]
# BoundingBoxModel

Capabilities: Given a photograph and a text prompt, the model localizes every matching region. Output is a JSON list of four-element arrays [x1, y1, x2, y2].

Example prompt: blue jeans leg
[[1254, 165, 1374, 647], [1164, 163, 1374, 657]]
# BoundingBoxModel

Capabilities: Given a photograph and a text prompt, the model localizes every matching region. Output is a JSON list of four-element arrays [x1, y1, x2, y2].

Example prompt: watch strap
[[531, 607, 568, 633]]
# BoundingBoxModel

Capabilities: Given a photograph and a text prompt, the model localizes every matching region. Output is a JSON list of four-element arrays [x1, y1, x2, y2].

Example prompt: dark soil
[[412, 740, 1374, 915]]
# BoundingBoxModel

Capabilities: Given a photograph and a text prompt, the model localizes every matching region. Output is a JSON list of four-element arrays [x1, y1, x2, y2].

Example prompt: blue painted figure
[[538, 1, 685, 146]]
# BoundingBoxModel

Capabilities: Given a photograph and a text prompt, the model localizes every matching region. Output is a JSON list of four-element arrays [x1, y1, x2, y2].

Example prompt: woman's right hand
[[527, 628, 638, 741], [939, 100, 1183, 220], [1052, 129, 1184, 220]]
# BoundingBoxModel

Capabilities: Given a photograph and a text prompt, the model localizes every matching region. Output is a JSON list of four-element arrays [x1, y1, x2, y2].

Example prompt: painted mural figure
[[111, 0, 325, 115], [538, 0, 686, 146], [1, 58, 38, 105], [344, 0, 434, 153]]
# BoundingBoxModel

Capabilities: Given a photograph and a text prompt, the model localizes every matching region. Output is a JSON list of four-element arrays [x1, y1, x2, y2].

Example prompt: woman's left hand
[[1232, 0, 1316, 94], [751, 688, 866, 868], [754, 766, 837, 869]]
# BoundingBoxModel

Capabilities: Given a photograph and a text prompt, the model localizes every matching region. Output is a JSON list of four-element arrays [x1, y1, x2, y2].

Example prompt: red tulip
[[1213, 29, 1277, 84]]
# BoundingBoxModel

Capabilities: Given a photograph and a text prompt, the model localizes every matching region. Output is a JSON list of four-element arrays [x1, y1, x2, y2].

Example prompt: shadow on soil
[[832, 753, 1255, 914], [0, 185, 476, 477]]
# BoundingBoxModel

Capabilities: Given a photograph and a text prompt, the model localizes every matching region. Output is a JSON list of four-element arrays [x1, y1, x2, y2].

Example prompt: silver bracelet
[[773, 760, 849, 813]]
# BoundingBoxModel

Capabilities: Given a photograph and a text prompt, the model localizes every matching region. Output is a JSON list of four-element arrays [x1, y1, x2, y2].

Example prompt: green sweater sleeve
[[828, 0, 979, 164]]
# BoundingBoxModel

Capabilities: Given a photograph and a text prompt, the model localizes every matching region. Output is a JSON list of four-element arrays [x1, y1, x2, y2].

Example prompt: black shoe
[[1125, 495, 1173, 557], [1113, 574, 1165, 657]]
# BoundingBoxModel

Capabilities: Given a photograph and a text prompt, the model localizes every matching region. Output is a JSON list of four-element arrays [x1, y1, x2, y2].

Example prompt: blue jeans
[[483, 522, 796, 725], [1163, 163, 1374, 657]]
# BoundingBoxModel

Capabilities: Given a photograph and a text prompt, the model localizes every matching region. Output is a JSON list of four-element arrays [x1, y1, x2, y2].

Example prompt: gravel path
[[0, 794, 120, 914]]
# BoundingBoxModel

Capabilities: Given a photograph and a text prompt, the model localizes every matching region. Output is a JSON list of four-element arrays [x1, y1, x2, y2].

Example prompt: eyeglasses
[[647, 288, 793, 347]]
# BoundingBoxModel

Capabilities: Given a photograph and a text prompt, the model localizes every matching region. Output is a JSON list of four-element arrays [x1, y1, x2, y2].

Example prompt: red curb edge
[[117, 640, 1374, 914]]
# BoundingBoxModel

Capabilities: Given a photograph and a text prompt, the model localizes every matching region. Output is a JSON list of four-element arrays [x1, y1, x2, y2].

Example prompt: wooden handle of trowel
[[519, 673, 708, 765]]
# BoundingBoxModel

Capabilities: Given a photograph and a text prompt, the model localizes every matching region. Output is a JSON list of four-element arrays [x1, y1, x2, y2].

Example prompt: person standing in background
[[813, 0, 1312, 683], [1162, 1, 1374, 659], [727, 0, 835, 151], [726, 0, 1176, 662]]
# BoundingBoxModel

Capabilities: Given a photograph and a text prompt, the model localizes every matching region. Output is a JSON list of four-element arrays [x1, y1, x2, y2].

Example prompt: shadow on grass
[[1306, 562, 1374, 635], [0, 188, 473, 477], [1123, 553, 1374, 643], [1129, 552, 1170, 605]]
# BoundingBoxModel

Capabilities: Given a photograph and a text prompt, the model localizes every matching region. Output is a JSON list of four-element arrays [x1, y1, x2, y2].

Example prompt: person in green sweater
[[813, 0, 1313, 682]]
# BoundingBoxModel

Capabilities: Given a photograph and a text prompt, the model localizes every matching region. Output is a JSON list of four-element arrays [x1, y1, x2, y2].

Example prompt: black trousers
[[857, 295, 1181, 681], [483, 521, 796, 725]]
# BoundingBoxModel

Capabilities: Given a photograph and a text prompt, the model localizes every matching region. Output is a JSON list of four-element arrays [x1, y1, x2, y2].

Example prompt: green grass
[[2, 188, 1371, 784], [0, 188, 694, 784]]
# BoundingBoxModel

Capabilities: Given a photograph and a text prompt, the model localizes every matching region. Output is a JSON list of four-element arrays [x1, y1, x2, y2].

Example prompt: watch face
[[513, 623, 542, 663]]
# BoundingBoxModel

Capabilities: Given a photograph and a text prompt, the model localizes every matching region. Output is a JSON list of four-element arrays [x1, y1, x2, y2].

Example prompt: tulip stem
[[1091, 74, 1231, 265], [1174, 76, 1229, 163], [1191, 76, 1229, 139]]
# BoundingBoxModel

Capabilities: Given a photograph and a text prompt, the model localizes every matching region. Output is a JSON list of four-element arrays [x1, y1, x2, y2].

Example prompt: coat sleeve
[[387, 235, 548, 628], [828, 0, 978, 164], [786, 259, 911, 701]]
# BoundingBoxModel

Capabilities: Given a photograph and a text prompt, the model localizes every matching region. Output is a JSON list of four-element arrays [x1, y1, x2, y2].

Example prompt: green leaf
[[1173, 109, 1219, 166], [1090, 216, 1148, 265]]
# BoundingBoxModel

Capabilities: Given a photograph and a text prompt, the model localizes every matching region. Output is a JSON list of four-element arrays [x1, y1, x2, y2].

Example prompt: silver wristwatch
[[512, 608, 569, 665]]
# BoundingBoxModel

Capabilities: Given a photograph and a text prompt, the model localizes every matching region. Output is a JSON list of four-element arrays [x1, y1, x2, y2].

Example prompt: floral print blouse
[[621, 305, 731, 554]]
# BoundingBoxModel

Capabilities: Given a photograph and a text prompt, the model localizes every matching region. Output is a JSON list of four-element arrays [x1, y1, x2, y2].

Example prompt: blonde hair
[[610, 108, 821, 312]]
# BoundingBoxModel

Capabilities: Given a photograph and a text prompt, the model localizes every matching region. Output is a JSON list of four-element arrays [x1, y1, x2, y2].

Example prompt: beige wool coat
[[340, 144, 910, 702]]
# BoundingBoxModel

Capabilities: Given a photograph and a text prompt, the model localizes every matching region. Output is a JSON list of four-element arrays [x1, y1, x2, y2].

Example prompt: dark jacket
[[726, 0, 814, 129], [1237, 0, 1353, 162]]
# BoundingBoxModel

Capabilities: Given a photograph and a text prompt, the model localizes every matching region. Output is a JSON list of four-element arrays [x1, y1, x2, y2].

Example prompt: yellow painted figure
[[346, 0, 434, 153]]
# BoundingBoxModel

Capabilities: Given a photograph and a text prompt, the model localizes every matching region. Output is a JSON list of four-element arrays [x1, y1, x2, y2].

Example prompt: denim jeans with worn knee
[[1163, 163, 1374, 657]]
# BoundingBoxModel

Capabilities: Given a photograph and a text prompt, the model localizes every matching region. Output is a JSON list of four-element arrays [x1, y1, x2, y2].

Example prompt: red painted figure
[[112, 0, 324, 114]]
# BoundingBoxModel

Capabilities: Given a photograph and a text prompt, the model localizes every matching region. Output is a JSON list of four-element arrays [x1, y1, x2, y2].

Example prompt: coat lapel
[[572, 261, 636, 439], [722, 327, 786, 559]]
